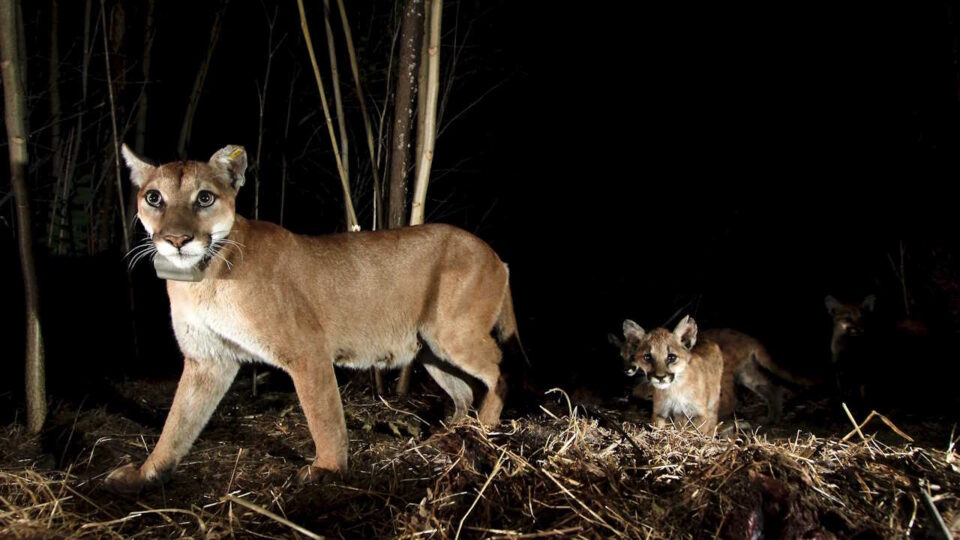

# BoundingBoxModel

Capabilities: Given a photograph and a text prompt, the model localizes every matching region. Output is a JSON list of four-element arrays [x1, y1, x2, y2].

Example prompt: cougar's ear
[[861, 294, 876, 312], [673, 315, 698, 350], [622, 319, 646, 342], [825, 295, 842, 316], [209, 145, 248, 190], [608, 333, 624, 349], [121, 144, 155, 188]]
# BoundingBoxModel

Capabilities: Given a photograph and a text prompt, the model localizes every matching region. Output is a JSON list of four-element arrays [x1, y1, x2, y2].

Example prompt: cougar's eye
[[666, 353, 677, 365], [196, 190, 217, 208], [144, 190, 163, 208], [642, 353, 653, 363]]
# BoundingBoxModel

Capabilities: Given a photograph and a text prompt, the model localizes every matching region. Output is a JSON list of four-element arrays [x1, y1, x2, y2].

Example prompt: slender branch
[[100, 0, 129, 252], [323, 0, 349, 182], [296, 0, 359, 231], [177, 1, 228, 158], [336, 0, 382, 230], [409, 0, 443, 226]]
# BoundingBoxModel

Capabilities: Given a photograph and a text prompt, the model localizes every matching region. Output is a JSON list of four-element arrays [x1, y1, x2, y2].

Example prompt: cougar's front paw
[[104, 463, 148, 495], [295, 464, 341, 487]]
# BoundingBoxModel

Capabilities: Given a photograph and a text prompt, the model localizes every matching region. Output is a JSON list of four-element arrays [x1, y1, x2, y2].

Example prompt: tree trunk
[[397, 0, 442, 395], [395, 0, 434, 396], [387, 0, 424, 231], [414, 0, 430, 174], [1, 0, 47, 434], [177, 1, 228, 159]]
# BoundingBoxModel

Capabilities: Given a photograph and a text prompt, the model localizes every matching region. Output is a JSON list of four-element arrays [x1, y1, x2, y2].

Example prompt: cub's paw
[[103, 463, 147, 495], [295, 465, 342, 487]]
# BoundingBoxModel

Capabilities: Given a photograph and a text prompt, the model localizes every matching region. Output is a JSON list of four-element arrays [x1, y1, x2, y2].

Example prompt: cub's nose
[[163, 234, 194, 249]]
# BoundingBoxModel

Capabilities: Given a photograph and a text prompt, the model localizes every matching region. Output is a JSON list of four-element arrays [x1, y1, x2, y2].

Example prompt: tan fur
[[700, 328, 811, 424], [621, 324, 808, 424], [105, 145, 519, 494], [623, 316, 723, 435]]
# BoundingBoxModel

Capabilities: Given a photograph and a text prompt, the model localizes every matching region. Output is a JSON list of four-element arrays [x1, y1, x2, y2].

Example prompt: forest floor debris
[[1, 377, 958, 538]]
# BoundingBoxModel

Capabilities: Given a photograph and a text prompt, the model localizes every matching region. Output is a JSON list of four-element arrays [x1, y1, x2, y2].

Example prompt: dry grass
[[1, 381, 959, 538]]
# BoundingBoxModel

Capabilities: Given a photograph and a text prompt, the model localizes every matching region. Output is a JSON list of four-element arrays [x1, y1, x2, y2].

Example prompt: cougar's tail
[[496, 273, 531, 367], [752, 350, 820, 388]]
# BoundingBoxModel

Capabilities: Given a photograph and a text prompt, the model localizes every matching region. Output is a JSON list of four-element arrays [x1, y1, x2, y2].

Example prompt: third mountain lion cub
[[622, 316, 723, 435]]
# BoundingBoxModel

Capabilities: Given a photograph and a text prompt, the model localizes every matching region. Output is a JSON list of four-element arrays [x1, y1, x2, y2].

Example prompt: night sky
[[3, 0, 960, 408]]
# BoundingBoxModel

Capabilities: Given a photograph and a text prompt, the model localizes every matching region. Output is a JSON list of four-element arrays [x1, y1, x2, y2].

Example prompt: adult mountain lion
[[105, 144, 520, 494]]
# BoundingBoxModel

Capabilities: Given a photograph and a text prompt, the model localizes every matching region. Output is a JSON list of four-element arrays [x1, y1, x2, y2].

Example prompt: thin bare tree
[[335, 0, 388, 394], [253, 5, 284, 222], [1, 0, 47, 433], [250, 6, 284, 399], [100, 0, 130, 252], [279, 67, 298, 228], [46, 0, 63, 248], [387, 0, 424, 232], [408, 0, 443, 226], [336, 0, 383, 231], [323, 0, 349, 182], [134, 0, 155, 153], [397, 0, 441, 395], [57, 0, 95, 255], [177, 1, 229, 158], [414, 0, 430, 174], [296, 0, 359, 231]]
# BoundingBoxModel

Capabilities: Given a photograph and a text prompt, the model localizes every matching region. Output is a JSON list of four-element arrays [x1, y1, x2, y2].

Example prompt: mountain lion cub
[[622, 316, 723, 435], [618, 325, 808, 424], [105, 145, 520, 494]]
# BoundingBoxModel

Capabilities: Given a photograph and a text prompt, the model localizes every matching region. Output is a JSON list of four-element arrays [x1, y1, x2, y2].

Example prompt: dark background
[[3, 0, 960, 418]]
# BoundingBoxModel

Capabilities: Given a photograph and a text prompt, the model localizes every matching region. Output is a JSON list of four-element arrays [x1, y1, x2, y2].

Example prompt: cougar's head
[[622, 315, 699, 390], [825, 294, 875, 341], [122, 145, 246, 269]]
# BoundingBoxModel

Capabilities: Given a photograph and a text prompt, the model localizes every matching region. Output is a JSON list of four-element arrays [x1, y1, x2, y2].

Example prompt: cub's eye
[[642, 353, 653, 363], [196, 190, 217, 208], [666, 353, 678, 365], [144, 190, 163, 208]]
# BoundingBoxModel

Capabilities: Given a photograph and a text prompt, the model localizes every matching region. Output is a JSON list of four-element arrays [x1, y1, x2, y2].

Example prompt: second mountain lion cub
[[622, 316, 722, 435]]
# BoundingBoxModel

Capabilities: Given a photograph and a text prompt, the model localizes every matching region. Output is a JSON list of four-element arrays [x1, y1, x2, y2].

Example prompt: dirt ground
[[1, 368, 959, 539]]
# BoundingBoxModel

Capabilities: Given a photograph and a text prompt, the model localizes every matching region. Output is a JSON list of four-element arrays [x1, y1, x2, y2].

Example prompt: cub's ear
[[673, 315, 698, 350], [209, 145, 248, 190], [622, 319, 646, 341], [607, 333, 624, 349], [861, 294, 876, 312], [121, 144, 155, 188], [825, 295, 842, 316]]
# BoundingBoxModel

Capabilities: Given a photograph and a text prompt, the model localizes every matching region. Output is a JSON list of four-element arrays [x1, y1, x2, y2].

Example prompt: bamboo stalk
[[296, 0, 359, 231]]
